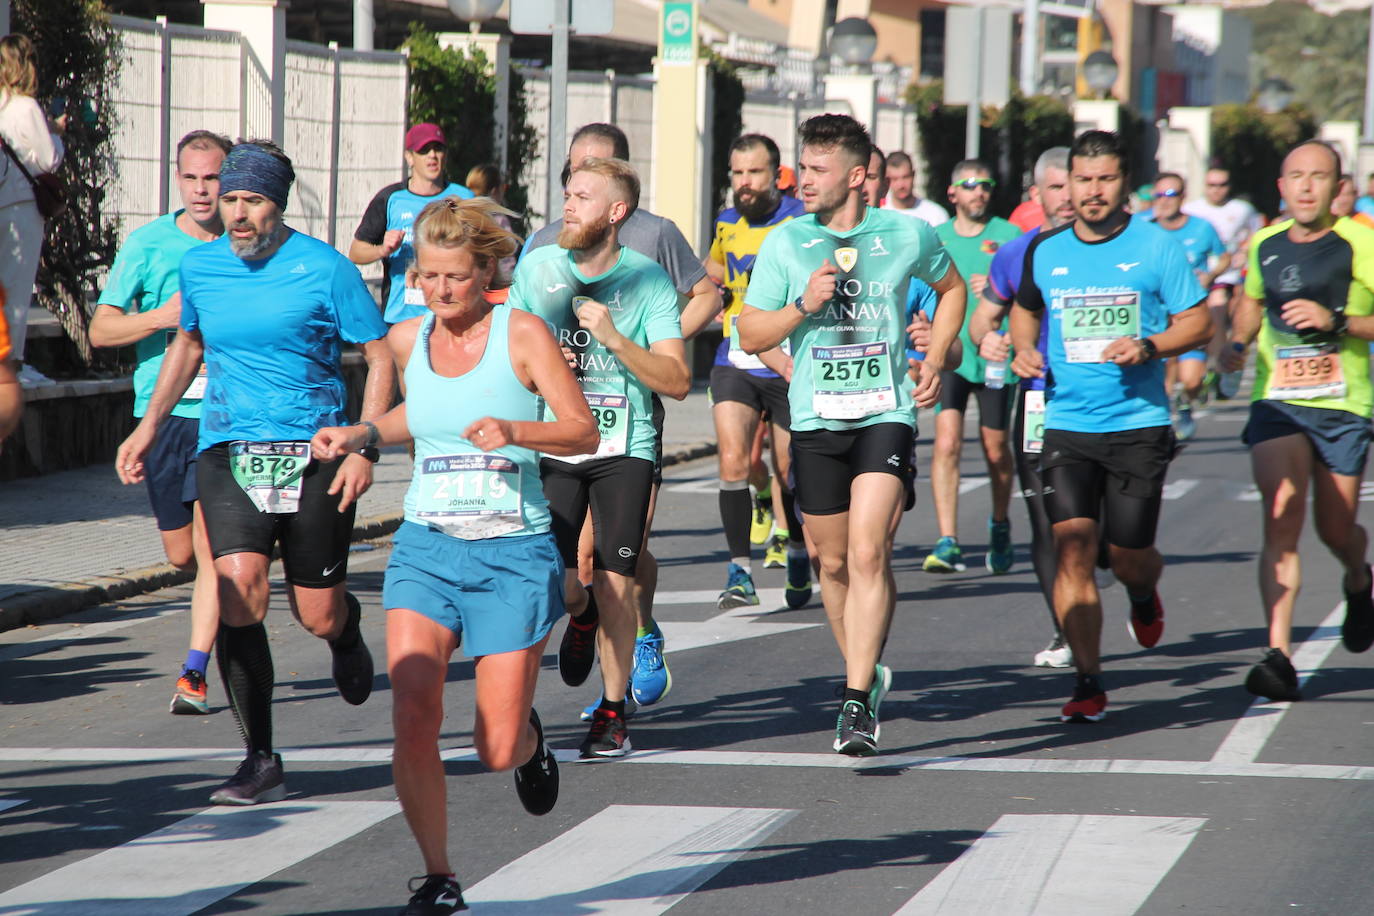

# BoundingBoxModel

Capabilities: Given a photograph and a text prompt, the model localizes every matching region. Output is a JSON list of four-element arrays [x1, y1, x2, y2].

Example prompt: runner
[[115, 140, 396, 803], [524, 122, 720, 712], [312, 197, 597, 916], [89, 129, 229, 715], [1010, 130, 1212, 723], [1146, 172, 1227, 440], [738, 114, 966, 756], [925, 159, 1022, 574], [968, 146, 1078, 667], [350, 123, 474, 324], [1221, 140, 1374, 701], [511, 156, 690, 758], [703, 133, 810, 610], [882, 150, 948, 226]]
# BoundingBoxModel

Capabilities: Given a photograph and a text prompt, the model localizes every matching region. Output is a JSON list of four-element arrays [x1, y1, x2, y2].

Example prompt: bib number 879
[[819, 357, 883, 382]]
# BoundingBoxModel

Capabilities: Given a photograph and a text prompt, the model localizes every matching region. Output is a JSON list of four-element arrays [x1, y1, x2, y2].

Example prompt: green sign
[[661, 1, 696, 66]]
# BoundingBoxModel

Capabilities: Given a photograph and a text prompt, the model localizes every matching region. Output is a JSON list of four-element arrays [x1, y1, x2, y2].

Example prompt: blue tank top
[[402, 307, 551, 539]]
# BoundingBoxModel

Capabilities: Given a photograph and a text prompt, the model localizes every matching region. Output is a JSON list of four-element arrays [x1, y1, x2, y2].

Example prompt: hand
[[779, 355, 794, 384], [800, 260, 838, 314], [911, 358, 942, 408], [560, 345, 578, 371], [906, 311, 932, 354], [1220, 341, 1247, 373], [327, 453, 374, 511], [381, 229, 404, 257], [1102, 336, 1149, 366], [311, 425, 367, 462], [464, 417, 517, 450], [1011, 346, 1045, 380], [50, 113, 68, 135], [115, 422, 157, 484], [155, 292, 182, 331], [969, 273, 988, 297], [577, 301, 622, 347], [1280, 298, 1337, 332], [978, 330, 1010, 362]]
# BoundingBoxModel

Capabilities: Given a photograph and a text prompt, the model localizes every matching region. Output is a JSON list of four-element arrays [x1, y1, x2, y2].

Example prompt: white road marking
[[663, 477, 722, 494], [958, 476, 989, 495], [464, 804, 794, 912], [1211, 603, 1346, 765], [0, 801, 398, 915], [893, 814, 1206, 915], [1161, 478, 1199, 500]]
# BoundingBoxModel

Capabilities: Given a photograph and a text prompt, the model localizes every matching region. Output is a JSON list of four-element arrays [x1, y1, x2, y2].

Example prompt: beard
[[734, 187, 779, 224], [557, 212, 612, 251], [229, 220, 284, 259]]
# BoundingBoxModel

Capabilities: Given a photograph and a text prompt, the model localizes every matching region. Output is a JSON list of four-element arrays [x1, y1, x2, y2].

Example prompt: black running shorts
[[1039, 425, 1175, 550], [540, 455, 655, 576], [708, 364, 792, 428], [936, 370, 1014, 431], [789, 422, 915, 516]]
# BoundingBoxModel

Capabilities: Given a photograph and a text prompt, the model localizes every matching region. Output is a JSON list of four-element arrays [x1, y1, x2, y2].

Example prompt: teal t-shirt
[[935, 216, 1022, 383], [507, 244, 682, 463], [98, 211, 214, 418], [744, 207, 952, 431]]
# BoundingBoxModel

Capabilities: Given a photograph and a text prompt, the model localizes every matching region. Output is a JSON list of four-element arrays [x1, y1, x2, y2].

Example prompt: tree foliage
[[1242, 1, 1368, 123], [1211, 102, 1317, 218], [707, 50, 745, 215], [14, 0, 121, 366]]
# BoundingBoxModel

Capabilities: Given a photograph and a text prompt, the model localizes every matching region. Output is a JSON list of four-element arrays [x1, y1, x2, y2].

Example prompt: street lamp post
[[1082, 50, 1118, 101], [824, 17, 878, 133], [1257, 77, 1295, 115]]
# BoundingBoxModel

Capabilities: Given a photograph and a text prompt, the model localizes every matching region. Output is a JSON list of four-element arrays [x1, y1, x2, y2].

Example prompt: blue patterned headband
[[220, 144, 292, 211]]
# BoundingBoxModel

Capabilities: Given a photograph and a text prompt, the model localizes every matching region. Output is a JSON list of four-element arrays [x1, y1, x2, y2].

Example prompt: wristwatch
[[357, 446, 381, 463], [792, 295, 808, 316], [358, 420, 381, 463], [1330, 310, 1349, 336], [1138, 337, 1159, 361]]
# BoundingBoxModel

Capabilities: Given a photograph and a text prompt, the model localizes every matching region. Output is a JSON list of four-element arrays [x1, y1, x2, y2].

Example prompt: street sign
[[943, 6, 1012, 108], [509, 0, 613, 36], [660, 1, 697, 66]]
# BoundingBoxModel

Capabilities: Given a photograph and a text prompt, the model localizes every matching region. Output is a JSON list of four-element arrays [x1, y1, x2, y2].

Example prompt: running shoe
[[209, 751, 286, 805], [785, 551, 813, 609], [580, 691, 636, 722], [1060, 676, 1107, 723], [868, 663, 892, 741], [763, 534, 787, 569], [579, 708, 631, 759], [833, 699, 878, 756], [170, 668, 210, 715], [630, 628, 672, 706], [717, 563, 759, 609], [1126, 590, 1165, 649], [401, 874, 468, 914], [1033, 635, 1073, 668], [1244, 647, 1301, 702], [331, 591, 374, 706], [750, 498, 774, 545], [1341, 564, 1374, 653], [513, 708, 559, 816], [558, 588, 599, 687], [986, 518, 1013, 574], [1174, 402, 1197, 441], [922, 536, 965, 573]]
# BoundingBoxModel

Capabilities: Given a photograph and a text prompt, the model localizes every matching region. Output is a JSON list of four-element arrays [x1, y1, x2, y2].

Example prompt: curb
[[0, 441, 717, 632]]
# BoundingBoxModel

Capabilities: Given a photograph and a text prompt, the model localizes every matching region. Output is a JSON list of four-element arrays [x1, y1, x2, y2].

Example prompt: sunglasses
[[1154, 189, 1182, 199], [953, 178, 995, 191], [1206, 181, 1229, 187]]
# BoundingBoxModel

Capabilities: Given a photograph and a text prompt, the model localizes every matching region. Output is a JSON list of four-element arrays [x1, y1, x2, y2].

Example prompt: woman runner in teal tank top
[[312, 197, 597, 914]]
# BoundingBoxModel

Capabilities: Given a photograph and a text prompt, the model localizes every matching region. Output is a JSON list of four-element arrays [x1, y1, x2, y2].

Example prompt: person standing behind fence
[[350, 123, 473, 324], [0, 33, 65, 388], [90, 129, 231, 717]]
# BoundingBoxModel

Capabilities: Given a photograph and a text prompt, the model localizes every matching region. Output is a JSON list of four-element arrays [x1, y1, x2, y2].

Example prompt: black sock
[[216, 622, 275, 755], [780, 486, 803, 540], [720, 485, 753, 560], [572, 586, 599, 624], [1126, 586, 1154, 605], [842, 687, 870, 707], [1076, 672, 1103, 694], [329, 592, 362, 651], [597, 696, 625, 717]]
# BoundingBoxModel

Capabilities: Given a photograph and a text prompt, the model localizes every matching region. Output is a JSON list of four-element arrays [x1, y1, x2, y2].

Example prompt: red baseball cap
[[405, 123, 446, 152]]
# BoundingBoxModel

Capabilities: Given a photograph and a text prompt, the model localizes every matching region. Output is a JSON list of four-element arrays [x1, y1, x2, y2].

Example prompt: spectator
[[0, 33, 65, 387], [882, 150, 948, 226]]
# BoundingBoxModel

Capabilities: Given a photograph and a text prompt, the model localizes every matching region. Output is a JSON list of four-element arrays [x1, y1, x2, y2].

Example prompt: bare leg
[[1253, 435, 1312, 654], [930, 408, 965, 539], [1052, 517, 1104, 675]]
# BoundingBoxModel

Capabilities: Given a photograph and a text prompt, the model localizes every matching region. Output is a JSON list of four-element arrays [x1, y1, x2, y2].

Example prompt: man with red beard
[[509, 157, 690, 758]]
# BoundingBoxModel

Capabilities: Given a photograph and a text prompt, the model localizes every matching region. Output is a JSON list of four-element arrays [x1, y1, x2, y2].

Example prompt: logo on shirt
[[1263, 254, 1279, 266], [801, 238, 825, 249], [1115, 262, 1140, 272], [834, 247, 859, 272], [546, 283, 569, 293], [401, 211, 414, 221], [1279, 264, 1303, 294], [606, 290, 624, 311], [980, 239, 1001, 255], [290, 263, 307, 274], [869, 236, 889, 256], [1052, 267, 1069, 276]]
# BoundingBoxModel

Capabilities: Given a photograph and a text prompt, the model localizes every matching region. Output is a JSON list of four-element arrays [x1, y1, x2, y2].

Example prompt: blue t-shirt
[[98, 211, 213, 419], [180, 231, 390, 451], [1147, 214, 1226, 274], [354, 180, 475, 324], [903, 280, 939, 362], [985, 227, 1048, 391], [1015, 218, 1205, 433]]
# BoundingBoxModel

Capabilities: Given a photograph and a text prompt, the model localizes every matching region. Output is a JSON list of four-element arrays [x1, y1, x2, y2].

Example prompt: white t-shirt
[[1182, 198, 1262, 285], [882, 197, 950, 227]]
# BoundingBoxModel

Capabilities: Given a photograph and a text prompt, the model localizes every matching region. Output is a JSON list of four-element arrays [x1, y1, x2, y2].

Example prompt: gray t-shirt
[[523, 207, 706, 295]]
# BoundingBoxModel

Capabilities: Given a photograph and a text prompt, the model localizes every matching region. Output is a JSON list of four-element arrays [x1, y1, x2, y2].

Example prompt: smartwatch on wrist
[[1330, 310, 1349, 336], [358, 420, 381, 462], [1139, 337, 1159, 361]]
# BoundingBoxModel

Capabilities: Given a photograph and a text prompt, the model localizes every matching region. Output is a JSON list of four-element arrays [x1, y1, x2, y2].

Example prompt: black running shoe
[[578, 708, 630, 759], [1245, 647, 1301, 702], [209, 751, 286, 805], [1342, 564, 1374, 653], [401, 874, 468, 914], [331, 591, 374, 705], [559, 589, 599, 687], [833, 699, 878, 756], [514, 708, 559, 815]]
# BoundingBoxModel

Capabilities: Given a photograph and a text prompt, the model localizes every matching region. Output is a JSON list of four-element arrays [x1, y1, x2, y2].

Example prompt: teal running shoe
[[987, 518, 1013, 574]]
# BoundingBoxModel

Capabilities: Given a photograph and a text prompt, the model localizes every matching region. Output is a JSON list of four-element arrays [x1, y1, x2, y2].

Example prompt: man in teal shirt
[[927, 160, 1023, 576], [90, 129, 230, 716]]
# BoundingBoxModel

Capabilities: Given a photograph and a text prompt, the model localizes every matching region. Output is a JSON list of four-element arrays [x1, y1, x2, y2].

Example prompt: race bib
[[811, 341, 897, 420], [1270, 343, 1346, 400], [727, 325, 790, 371], [229, 441, 310, 514], [1021, 389, 1046, 455], [1061, 293, 1141, 363], [416, 452, 525, 539], [185, 363, 208, 400], [557, 393, 630, 465]]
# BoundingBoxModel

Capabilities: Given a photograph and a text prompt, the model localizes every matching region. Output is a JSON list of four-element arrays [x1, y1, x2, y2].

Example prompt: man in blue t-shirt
[[116, 141, 396, 807], [350, 123, 474, 324], [91, 129, 230, 718], [1010, 130, 1211, 725]]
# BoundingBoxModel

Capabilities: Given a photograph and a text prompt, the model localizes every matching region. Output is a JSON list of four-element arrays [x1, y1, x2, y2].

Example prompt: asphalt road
[[2, 396, 1372, 915]]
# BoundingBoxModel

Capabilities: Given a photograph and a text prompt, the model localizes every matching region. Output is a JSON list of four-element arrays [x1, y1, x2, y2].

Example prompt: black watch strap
[[1139, 337, 1158, 360], [358, 445, 381, 463], [360, 419, 380, 449]]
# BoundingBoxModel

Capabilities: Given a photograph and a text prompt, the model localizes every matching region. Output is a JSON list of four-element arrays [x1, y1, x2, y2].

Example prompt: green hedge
[[1210, 103, 1317, 218]]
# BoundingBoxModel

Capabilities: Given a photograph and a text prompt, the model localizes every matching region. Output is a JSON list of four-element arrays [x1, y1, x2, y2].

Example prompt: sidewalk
[[0, 387, 718, 630]]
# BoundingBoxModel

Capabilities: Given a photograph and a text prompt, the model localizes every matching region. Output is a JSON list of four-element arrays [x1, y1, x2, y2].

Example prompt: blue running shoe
[[923, 536, 965, 573], [987, 518, 1013, 574], [630, 628, 672, 705], [785, 550, 813, 609], [717, 563, 759, 609]]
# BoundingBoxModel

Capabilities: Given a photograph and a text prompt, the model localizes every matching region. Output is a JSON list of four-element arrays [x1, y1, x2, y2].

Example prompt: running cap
[[219, 143, 293, 211], [405, 123, 446, 152]]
